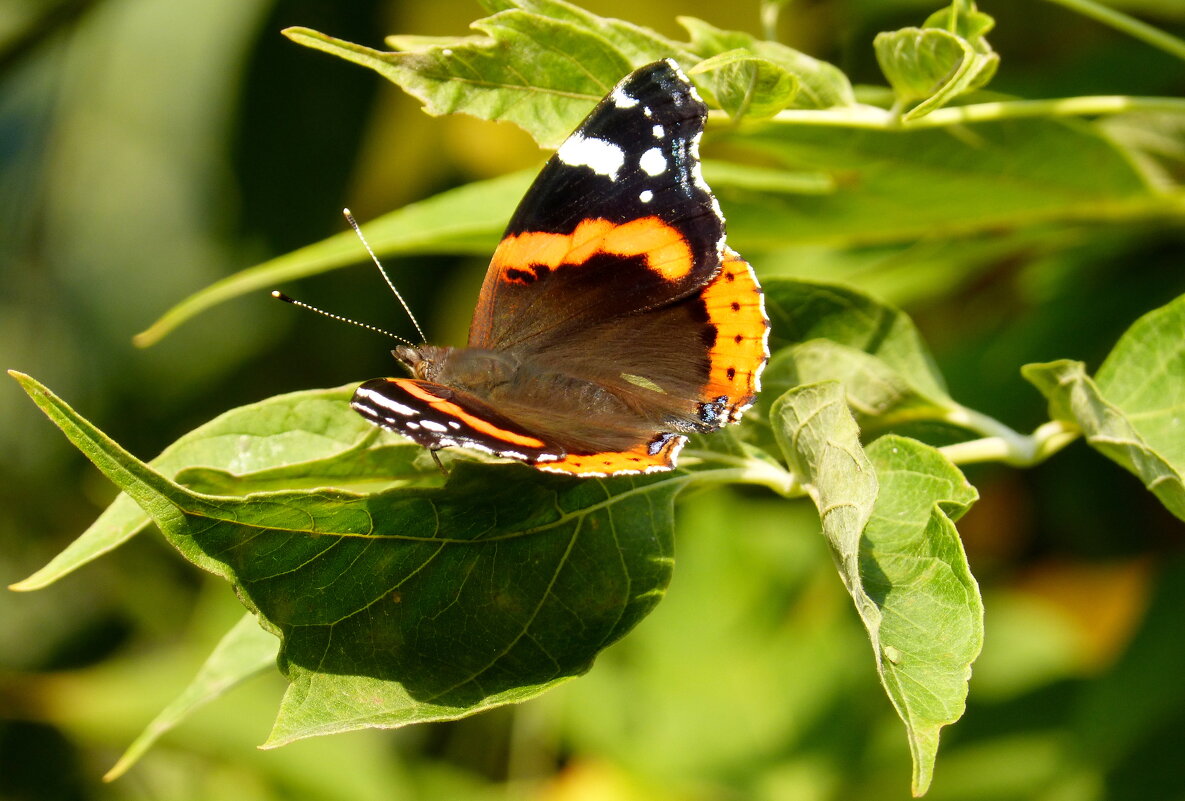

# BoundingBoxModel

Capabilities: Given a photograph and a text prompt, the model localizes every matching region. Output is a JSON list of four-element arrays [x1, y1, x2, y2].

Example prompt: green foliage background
[[3, 1, 1185, 800]]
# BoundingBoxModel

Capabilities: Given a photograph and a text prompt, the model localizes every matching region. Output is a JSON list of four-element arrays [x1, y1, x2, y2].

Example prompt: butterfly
[[350, 59, 769, 477]]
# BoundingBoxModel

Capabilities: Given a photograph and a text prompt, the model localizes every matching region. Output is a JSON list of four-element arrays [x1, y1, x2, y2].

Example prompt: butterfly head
[[394, 344, 448, 381]]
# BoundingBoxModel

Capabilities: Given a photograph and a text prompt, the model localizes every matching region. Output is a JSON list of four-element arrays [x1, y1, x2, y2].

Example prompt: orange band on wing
[[537, 434, 686, 477], [394, 380, 548, 449], [493, 217, 694, 283], [699, 251, 770, 419]]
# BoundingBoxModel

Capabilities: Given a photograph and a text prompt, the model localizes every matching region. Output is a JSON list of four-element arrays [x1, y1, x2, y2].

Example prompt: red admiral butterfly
[[351, 59, 769, 476]]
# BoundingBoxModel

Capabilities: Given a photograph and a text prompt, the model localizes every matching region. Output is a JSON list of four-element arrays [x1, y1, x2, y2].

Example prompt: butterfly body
[[351, 60, 769, 477]]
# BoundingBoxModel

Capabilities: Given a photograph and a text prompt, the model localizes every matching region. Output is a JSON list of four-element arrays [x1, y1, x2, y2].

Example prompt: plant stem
[[684, 452, 804, 497], [755, 95, 1185, 131], [761, 0, 791, 42], [1044, 0, 1185, 63], [908, 96, 1185, 127], [938, 416, 1080, 466]]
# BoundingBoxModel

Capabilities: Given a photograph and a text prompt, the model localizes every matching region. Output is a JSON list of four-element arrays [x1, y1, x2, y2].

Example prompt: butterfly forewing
[[469, 60, 725, 352]]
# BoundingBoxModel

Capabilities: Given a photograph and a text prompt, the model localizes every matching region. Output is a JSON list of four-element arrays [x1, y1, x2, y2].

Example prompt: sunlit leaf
[[862, 435, 981, 795], [690, 50, 799, 121], [874, 1, 998, 120], [770, 382, 880, 659], [285, 0, 702, 150], [758, 280, 960, 442], [771, 383, 981, 794], [1023, 294, 1185, 521], [9, 383, 410, 591], [678, 16, 855, 109]]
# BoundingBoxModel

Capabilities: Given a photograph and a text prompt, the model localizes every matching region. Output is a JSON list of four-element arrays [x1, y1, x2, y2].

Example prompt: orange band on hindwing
[[537, 433, 686, 477], [699, 250, 770, 419], [492, 217, 695, 284]]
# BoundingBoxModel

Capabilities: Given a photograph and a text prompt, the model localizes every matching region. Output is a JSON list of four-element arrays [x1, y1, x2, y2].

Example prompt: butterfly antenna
[[270, 291, 414, 346], [343, 208, 427, 344]]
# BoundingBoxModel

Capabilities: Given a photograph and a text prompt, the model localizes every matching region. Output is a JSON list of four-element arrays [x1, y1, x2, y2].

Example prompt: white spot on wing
[[557, 134, 625, 179], [611, 86, 638, 108], [639, 147, 667, 176], [652, 124, 664, 139], [689, 132, 711, 193], [355, 387, 417, 417], [639, 189, 654, 203], [420, 419, 448, 433]]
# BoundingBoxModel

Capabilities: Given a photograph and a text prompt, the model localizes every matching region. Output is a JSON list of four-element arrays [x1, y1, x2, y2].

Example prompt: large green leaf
[[1023, 293, 1185, 521], [13, 372, 686, 738], [722, 117, 1159, 248], [283, 0, 702, 152], [285, 1, 853, 151], [771, 382, 981, 794], [9, 384, 423, 591]]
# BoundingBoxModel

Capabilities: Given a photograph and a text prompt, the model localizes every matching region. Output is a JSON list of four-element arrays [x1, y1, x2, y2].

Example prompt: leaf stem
[[760, 0, 789, 42], [907, 96, 1185, 127], [755, 95, 1185, 131], [683, 451, 805, 497], [1043, 0, 1185, 63], [938, 413, 1080, 466]]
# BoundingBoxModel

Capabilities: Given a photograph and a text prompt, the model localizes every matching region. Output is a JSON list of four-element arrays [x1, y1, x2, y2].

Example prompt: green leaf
[[924, 1, 997, 42], [771, 384, 981, 795], [771, 341, 958, 436], [862, 435, 981, 796], [176, 444, 428, 495], [690, 50, 799, 121], [285, 3, 852, 145], [106, 614, 279, 780], [759, 278, 951, 416], [770, 382, 880, 656], [9, 383, 412, 590], [724, 117, 1158, 248], [1023, 294, 1185, 521], [133, 171, 533, 347], [284, 20, 626, 151], [678, 16, 855, 109], [476, 0, 695, 66], [285, 0, 704, 151], [13, 371, 685, 739], [874, 2, 999, 120]]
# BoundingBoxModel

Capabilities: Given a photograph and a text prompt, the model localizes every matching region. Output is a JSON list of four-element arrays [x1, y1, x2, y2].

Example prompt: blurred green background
[[3, 1, 1185, 799]]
